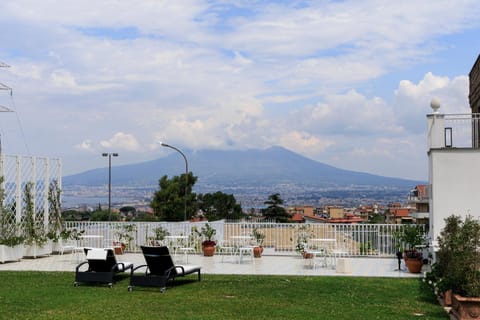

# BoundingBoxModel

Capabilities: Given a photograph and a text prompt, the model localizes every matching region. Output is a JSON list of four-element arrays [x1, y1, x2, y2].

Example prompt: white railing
[[442, 113, 480, 148], [64, 221, 421, 257]]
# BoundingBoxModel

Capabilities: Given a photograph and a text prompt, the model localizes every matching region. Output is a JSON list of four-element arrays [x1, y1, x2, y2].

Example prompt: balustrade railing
[[64, 221, 421, 257]]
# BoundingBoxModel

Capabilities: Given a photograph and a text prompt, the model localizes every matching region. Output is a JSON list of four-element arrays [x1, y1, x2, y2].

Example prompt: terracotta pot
[[253, 246, 262, 258], [405, 258, 423, 273], [202, 245, 215, 256], [451, 293, 480, 320], [302, 251, 313, 259], [443, 290, 453, 307]]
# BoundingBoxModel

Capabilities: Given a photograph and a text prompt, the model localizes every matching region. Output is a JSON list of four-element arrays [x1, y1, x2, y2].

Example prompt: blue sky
[[0, 0, 479, 181]]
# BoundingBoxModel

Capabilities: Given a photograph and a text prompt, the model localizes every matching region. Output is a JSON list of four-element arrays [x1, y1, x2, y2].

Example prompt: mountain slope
[[63, 146, 421, 188]]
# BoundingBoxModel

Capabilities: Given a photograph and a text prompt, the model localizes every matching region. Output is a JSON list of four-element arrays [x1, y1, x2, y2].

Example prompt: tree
[[133, 212, 159, 222], [150, 172, 197, 221], [120, 206, 136, 217], [197, 191, 243, 221], [262, 193, 291, 222], [90, 209, 120, 221], [62, 210, 84, 221], [369, 213, 385, 224]]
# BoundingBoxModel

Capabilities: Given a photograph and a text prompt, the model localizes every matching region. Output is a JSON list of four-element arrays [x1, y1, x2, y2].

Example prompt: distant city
[[62, 183, 411, 211], [61, 146, 418, 211]]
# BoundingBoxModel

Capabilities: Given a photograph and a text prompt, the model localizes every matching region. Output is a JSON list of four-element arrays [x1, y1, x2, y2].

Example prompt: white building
[[427, 99, 480, 245]]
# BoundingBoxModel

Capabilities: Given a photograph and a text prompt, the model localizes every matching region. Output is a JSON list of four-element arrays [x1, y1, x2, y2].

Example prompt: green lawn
[[0, 271, 447, 320]]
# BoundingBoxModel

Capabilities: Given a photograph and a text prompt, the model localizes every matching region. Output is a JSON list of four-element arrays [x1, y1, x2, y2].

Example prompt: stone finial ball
[[430, 97, 441, 112]]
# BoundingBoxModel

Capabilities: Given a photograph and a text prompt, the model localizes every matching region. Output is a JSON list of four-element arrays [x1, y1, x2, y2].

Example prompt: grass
[[0, 271, 447, 320]]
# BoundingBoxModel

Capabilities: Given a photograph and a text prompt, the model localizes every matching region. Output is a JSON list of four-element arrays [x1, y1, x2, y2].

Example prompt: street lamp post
[[102, 152, 119, 221], [159, 142, 188, 221]]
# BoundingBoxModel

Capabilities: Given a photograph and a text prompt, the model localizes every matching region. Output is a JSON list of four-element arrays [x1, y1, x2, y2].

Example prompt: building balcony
[[410, 211, 429, 220], [407, 195, 429, 203], [428, 112, 480, 149]]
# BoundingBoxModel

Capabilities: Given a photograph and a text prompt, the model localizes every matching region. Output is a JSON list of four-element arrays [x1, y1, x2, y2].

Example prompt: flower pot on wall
[[253, 246, 263, 258], [451, 294, 480, 320]]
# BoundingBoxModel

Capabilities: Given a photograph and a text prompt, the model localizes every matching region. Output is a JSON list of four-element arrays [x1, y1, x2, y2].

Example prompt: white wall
[[429, 148, 480, 243]]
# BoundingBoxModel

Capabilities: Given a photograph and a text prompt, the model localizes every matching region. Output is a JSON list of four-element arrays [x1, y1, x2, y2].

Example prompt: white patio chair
[[234, 236, 255, 264], [217, 240, 237, 262], [237, 246, 254, 263], [312, 247, 330, 270], [58, 239, 75, 255], [177, 237, 196, 264], [72, 240, 86, 263]]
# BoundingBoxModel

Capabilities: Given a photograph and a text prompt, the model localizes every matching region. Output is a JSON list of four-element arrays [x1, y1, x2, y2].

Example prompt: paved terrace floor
[[0, 251, 425, 278]]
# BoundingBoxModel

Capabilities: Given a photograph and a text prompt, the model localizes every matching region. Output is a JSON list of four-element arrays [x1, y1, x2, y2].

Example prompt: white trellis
[[0, 154, 62, 234]]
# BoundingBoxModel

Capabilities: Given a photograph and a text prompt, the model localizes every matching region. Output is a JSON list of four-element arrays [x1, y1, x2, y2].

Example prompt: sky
[[0, 0, 479, 181]]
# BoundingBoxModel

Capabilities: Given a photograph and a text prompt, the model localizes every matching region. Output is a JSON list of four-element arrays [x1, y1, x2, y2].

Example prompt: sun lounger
[[74, 248, 133, 287], [128, 246, 201, 292]]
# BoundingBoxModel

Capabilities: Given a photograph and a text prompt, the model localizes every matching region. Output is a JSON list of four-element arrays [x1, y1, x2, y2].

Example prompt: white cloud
[[292, 90, 401, 137], [51, 69, 77, 87], [280, 131, 335, 156], [0, 0, 478, 180], [75, 140, 94, 152], [394, 72, 470, 133], [99, 132, 140, 151]]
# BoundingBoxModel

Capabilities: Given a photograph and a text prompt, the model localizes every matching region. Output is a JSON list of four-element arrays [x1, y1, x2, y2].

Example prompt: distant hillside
[[63, 146, 421, 189]]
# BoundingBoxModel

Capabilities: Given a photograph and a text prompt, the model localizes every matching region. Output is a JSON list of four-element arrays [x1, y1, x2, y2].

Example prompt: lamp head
[[158, 141, 168, 147]]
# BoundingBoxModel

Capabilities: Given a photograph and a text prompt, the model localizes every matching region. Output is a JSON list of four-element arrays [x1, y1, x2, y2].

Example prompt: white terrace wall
[[0, 154, 62, 233]]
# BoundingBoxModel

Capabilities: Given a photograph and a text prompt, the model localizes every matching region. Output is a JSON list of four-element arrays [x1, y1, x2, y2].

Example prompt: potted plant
[[196, 223, 216, 256], [46, 179, 66, 253], [149, 226, 170, 246], [22, 182, 52, 258], [0, 218, 24, 263], [114, 224, 137, 253], [429, 215, 480, 319], [424, 262, 453, 306], [292, 225, 314, 259], [0, 177, 24, 263], [252, 227, 265, 258], [188, 226, 202, 253], [394, 225, 425, 273]]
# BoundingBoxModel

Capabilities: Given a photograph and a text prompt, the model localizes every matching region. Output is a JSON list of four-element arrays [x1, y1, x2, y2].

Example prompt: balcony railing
[[65, 221, 424, 257], [442, 113, 480, 148]]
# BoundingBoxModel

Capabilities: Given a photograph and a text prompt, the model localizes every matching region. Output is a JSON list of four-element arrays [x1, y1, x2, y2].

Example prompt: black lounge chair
[[128, 246, 201, 292], [74, 248, 133, 287]]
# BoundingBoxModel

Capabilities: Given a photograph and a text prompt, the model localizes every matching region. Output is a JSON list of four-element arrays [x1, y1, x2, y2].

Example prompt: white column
[[427, 113, 445, 149]]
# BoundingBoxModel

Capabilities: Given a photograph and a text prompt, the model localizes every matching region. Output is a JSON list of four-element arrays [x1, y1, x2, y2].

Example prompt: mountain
[[62, 146, 421, 189]]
